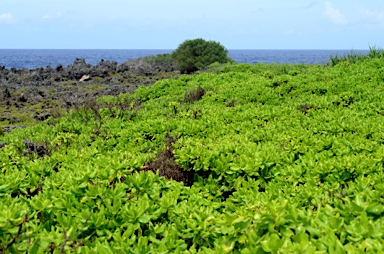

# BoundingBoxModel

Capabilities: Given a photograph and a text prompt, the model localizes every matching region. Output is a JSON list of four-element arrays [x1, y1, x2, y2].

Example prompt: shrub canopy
[[172, 38, 232, 74]]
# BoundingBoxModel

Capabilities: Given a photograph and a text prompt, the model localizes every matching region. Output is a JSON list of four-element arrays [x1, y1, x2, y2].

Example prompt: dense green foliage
[[172, 38, 232, 74], [1, 57, 384, 252]]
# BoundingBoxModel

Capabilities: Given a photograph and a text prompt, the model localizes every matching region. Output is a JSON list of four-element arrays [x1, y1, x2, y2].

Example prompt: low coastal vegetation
[[1, 44, 384, 252], [328, 46, 384, 66], [0, 39, 231, 129]]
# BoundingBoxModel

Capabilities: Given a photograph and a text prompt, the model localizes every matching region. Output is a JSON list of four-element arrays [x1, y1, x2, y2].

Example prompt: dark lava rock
[[33, 113, 51, 121], [0, 56, 180, 126], [2, 125, 26, 133], [18, 94, 28, 102], [23, 139, 51, 158], [2, 88, 11, 98]]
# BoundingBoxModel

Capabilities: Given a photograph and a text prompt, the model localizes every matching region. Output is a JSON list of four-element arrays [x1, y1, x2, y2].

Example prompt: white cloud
[[284, 29, 296, 36], [0, 13, 15, 24], [324, 1, 348, 25], [42, 11, 64, 21], [360, 7, 384, 25], [42, 15, 53, 20]]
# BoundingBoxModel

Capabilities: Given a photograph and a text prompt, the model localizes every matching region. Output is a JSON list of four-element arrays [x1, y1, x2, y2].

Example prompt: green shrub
[[172, 38, 233, 74]]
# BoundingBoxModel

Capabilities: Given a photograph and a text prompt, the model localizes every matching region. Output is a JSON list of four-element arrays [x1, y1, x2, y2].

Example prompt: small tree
[[172, 38, 232, 74]]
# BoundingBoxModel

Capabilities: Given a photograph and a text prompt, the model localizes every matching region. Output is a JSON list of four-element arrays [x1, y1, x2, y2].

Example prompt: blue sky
[[0, 0, 383, 49]]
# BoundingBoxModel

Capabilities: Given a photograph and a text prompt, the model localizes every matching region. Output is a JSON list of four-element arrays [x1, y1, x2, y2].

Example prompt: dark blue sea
[[0, 49, 369, 70]]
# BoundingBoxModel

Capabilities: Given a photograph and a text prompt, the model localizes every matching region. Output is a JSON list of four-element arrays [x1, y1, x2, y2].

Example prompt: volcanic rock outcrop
[[0, 57, 179, 131]]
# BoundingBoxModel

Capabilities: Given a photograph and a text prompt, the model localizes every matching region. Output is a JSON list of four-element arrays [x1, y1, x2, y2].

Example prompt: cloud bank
[[0, 13, 15, 24], [324, 1, 348, 25], [360, 7, 384, 26]]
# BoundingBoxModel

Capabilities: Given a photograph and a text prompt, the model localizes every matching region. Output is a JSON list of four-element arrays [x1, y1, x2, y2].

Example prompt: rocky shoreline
[[0, 57, 180, 132]]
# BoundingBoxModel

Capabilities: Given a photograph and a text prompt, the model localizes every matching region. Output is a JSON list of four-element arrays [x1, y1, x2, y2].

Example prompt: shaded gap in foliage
[[144, 135, 194, 186]]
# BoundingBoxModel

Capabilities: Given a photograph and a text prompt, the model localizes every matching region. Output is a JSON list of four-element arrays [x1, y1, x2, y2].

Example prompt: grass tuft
[[329, 46, 384, 66]]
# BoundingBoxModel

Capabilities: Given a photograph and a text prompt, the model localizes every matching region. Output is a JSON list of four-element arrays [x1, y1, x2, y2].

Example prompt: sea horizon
[[0, 49, 370, 70], [0, 48, 370, 50]]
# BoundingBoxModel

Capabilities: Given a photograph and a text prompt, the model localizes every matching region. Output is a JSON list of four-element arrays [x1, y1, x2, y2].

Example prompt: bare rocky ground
[[0, 57, 179, 132]]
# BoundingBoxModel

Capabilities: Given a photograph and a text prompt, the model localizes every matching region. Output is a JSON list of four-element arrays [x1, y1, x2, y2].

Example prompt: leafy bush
[[172, 38, 233, 74]]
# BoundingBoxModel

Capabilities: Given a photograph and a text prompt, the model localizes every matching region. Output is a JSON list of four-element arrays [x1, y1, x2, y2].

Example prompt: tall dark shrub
[[172, 38, 232, 74]]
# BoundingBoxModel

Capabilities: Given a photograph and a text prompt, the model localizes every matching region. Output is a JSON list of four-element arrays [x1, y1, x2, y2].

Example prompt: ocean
[[0, 49, 369, 70]]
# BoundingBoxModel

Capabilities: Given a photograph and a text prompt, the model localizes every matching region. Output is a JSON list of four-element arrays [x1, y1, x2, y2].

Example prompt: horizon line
[[0, 48, 371, 51]]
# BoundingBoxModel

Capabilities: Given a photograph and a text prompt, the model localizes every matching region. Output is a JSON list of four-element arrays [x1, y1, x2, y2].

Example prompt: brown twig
[[59, 229, 68, 254], [5, 214, 28, 252], [38, 165, 44, 194]]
